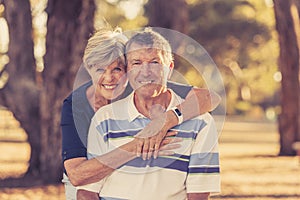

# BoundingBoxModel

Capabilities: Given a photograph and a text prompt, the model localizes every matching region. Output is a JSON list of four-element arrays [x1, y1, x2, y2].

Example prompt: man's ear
[[167, 61, 174, 79]]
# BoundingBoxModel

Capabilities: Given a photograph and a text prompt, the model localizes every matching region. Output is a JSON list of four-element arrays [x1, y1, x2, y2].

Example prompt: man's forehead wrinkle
[[129, 48, 160, 57], [127, 42, 163, 53], [129, 54, 161, 64]]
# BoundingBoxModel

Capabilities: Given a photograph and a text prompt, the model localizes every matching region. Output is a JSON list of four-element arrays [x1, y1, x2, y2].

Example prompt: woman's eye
[[113, 67, 123, 72], [96, 68, 105, 73]]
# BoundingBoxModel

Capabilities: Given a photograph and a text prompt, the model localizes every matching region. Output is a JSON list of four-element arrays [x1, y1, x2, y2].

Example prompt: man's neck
[[134, 89, 171, 119]]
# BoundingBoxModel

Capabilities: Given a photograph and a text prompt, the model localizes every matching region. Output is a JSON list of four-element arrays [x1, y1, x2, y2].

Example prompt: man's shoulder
[[183, 113, 215, 130], [197, 112, 214, 121], [169, 89, 184, 104]]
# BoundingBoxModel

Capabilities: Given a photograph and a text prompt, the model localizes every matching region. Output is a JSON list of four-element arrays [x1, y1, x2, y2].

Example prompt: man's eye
[[149, 61, 161, 68], [132, 63, 141, 67]]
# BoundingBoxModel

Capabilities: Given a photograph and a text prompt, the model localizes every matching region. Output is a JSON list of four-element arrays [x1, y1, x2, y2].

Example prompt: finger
[[154, 131, 178, 159], [142, 138, 150, 160], [136, 138, 144, 157], [161, 137, 183, 146], [159, 143, 181, 151], [166, 131, 178, 137], [158, 150, 175, 156], [148, 137, 156, 160], [154, 133, 164, 159]]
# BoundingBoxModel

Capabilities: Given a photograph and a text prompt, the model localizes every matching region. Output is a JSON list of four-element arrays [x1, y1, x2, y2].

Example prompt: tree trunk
[[144, 0, 189, 70], [145, 0, 189, 34], [0, 0, 95, 185], [1, 0, 42, 178], [292, 0, 300, 142], [40, 0, 95, 183], [274, 0, 299, 155]]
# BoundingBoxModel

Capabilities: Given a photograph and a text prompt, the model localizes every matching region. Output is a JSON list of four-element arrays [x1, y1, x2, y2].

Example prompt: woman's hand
[[134, 105, 181, 160], [134, 88, 221, 160], [135, 131, 182, 160]]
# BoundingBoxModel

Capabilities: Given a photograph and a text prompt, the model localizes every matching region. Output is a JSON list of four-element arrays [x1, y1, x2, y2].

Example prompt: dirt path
[[0, 111, 299, 200], [213, 118, 300, 200]]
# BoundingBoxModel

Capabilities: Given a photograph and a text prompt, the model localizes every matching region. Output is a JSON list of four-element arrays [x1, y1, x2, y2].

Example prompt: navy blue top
[[61, 81, 192, 168]]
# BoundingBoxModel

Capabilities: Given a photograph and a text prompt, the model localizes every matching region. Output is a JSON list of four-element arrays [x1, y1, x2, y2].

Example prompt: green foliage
[[187, 0, 279, 116], [94, 0, 147, 30], [97, 0, 280, 117]]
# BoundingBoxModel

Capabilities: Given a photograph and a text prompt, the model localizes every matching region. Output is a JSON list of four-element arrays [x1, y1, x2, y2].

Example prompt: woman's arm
[[187, 192, 210, 200], [77, 189, 99, 200], [64, 131, 181, 186], [64, 138, 137, 186], [134, 88, 221, 159], [62, 88, 182, 186]]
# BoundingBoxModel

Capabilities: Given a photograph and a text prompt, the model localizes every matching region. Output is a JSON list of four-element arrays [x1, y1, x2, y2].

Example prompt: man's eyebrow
[[131, 58, 141, 62], [151, 57, 159, 61]]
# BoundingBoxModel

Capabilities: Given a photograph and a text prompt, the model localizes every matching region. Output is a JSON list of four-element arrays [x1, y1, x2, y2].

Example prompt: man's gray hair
[[125, 27, 173, 66]]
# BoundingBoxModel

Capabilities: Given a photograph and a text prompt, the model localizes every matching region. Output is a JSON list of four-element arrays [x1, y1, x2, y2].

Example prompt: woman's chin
[[102, 92, 121, 101]]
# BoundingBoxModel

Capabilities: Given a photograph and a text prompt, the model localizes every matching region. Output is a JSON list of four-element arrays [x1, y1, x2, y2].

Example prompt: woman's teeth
[[103, 85, 116, 89]]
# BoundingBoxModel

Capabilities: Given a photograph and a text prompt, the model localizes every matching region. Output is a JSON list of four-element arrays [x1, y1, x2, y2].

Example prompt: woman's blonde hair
[[83, 27, 128, 70]]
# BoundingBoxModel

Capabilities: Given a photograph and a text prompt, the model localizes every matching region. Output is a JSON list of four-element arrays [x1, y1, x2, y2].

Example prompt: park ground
[[0, 109, 299, 200]]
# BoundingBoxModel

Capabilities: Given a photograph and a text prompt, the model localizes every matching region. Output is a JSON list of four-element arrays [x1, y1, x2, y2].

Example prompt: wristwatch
[[170, 107, 183, 125]]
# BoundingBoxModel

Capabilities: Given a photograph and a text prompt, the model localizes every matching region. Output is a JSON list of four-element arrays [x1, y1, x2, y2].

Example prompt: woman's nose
[[102, 71, 114, 82]]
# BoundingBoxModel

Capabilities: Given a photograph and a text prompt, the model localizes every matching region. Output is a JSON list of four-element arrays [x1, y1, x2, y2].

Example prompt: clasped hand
[[134, 112, 181, 160]]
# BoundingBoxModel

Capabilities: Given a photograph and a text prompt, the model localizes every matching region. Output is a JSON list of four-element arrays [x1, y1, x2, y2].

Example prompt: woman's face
[[89, 60, 127, 100]]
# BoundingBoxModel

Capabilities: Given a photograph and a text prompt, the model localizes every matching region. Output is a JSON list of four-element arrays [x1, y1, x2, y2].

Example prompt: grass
[[0, 109, 299, 200]]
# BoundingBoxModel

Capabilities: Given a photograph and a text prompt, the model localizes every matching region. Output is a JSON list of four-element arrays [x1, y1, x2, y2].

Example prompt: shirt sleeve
[[186, 113, 221, 194], [167, 81, 193, 99], [61, 96, 86, 162]]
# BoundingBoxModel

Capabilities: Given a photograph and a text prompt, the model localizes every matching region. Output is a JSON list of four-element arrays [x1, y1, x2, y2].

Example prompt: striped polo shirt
[[82, 90, 220, 200]]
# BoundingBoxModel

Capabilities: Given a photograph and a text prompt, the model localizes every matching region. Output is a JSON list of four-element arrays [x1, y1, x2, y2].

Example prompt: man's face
[[88, 60, 127, 100], [126, 43, 172, 98]]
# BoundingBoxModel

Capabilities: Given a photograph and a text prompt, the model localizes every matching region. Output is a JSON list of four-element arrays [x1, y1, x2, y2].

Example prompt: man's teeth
[[139, 80, 153, 84], [103, 85, 116, 89]]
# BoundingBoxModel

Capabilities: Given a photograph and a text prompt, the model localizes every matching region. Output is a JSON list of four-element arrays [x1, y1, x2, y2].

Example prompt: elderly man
[[81, 28, 220, 200]]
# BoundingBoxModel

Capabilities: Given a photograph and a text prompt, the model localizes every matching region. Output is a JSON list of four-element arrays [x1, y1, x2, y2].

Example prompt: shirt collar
[[127, 89, 183, 122], [127, 92, 145, 122]]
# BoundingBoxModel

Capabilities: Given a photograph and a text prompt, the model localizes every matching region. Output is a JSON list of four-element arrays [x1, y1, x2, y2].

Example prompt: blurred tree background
[[99, 0, 280, 117], [0, 0, 299, 185]]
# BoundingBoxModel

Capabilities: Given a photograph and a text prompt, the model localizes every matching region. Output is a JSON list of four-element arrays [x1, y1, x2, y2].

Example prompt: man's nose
[[140, 63, 151, 76]]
